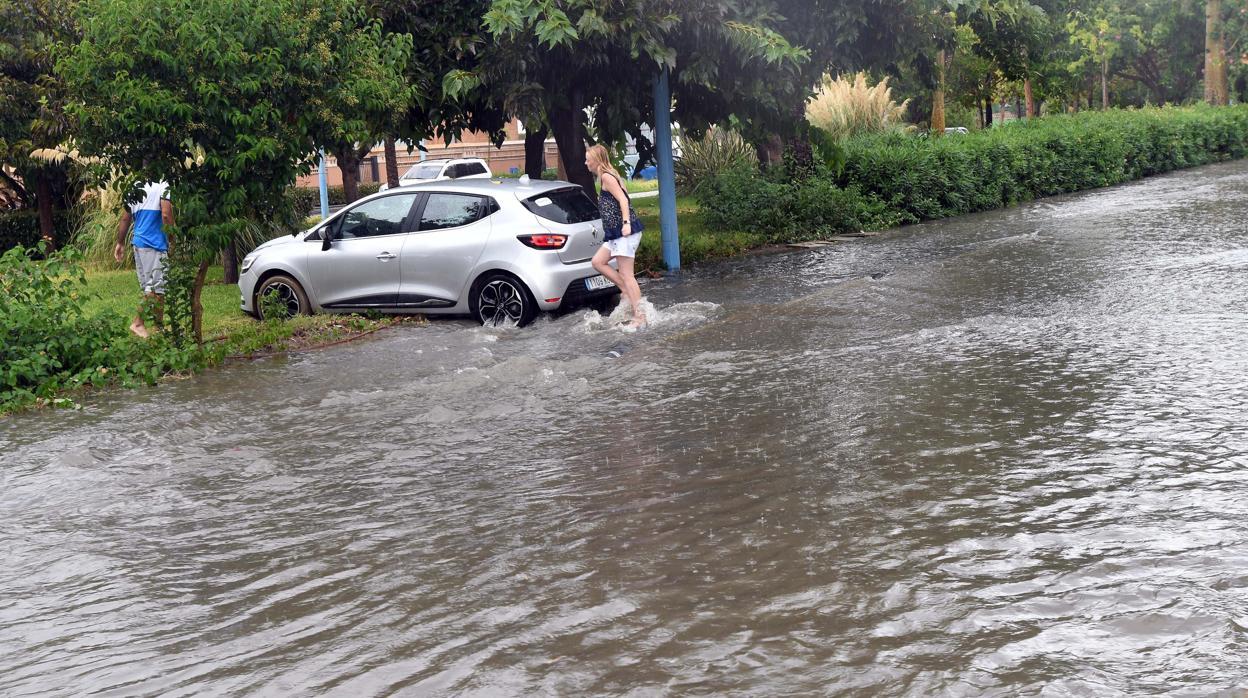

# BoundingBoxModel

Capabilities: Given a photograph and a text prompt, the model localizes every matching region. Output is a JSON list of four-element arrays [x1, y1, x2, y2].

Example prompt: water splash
[[577, 297, 722, 333]]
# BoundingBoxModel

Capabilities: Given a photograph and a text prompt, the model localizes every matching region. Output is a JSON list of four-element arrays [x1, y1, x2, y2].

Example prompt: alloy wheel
[[261, 280, 302, 318], [478, 279, 526, 326]]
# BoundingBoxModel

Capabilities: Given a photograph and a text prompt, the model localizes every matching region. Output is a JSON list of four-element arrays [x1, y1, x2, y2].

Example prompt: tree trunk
[[384, 136, 400, 188], [335, 147, 362, 204], [1024, 78, 1035, 118], [221, 238, 239, 285], [756, 135, 783, 168], [985, 100, 994, 127], [1101, 58, 1110, 110], [35, 173, 56, 251], [1205, 0, 1229, 105], [524, 126, 549, 179], [783, 100, 814, 178], [191, 258, 211, 345], [549, 97, 595, 200], [931, 50, 947, 134]]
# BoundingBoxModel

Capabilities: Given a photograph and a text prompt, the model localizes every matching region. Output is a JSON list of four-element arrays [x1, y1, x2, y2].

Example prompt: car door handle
[[376, 252, 397, 260]]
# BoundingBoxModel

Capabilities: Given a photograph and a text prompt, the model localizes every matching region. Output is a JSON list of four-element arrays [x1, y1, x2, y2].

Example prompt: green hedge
[[0, 210, 78, 252], [840, 104, 1248, 225], [288, 183, 382, 214], [697, 104, 1248, 238]]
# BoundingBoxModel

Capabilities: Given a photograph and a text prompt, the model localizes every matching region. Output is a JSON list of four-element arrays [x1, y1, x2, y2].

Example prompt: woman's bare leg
[[592, 246, 631, 316], [592, 246, 625, 287], [615, 256, 645, 326]]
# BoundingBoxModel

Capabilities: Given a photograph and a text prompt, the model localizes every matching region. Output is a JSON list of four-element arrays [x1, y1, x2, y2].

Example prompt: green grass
[[77, 263, 412, 364], [81, 265, 252, 337], [632, 196, 770, 271], [625, 178, 659, 195]]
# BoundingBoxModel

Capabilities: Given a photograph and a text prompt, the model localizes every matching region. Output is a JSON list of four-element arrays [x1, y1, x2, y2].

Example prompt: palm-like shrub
[[806, 72, 909, 141], [674, 127, 758, 194]]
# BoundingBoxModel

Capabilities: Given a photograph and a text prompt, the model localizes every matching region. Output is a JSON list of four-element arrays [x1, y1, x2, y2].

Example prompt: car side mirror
[[321, 232, 333, 251]]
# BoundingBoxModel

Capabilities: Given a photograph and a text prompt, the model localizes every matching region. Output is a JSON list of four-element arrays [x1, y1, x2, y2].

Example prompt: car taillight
[[517, 234, 567, 249]]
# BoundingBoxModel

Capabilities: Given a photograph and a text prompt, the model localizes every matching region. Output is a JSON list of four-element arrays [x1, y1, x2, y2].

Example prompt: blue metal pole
[[318, 149, 330, 220], [653, 67, 680, 271]]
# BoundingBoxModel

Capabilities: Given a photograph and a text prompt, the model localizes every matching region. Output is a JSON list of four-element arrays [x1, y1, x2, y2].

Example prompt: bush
[[695, 164, 788, 235], [674, 128, 759, 194], [0, 245, 201, 413], [838, 104, 1248, 225], [288, 182, 383, 214], [696, 105, 1248, 239], [785, 179, 903, 239], [695, 164, 899, 242], [0, 210, 78, 252]]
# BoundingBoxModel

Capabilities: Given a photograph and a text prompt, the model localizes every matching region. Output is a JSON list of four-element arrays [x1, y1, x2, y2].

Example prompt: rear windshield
[[402, 164, 444, 180], [522, 188, 599, 224]]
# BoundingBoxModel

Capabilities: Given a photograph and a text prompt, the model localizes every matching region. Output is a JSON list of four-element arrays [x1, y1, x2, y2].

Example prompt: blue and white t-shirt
[[130, 182, 170, 251]]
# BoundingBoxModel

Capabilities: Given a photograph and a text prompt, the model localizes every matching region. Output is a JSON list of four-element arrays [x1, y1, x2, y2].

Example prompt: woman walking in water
[[587, 144, 646, 329]]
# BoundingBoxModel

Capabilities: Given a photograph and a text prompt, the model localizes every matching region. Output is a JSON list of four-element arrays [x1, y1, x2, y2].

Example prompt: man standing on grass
[[113, 182, 174, 338]]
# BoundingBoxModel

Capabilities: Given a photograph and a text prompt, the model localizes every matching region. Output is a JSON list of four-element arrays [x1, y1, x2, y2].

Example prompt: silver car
[[239, 179, 619, 326]]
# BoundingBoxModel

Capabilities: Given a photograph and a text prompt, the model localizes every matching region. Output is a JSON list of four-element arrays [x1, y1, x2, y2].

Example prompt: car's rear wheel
[[256, 274, 310, 320], [470, 272, 537, 327]]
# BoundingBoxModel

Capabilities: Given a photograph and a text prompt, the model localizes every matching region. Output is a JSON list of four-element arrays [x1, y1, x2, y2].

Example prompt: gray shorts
[[134, 247, 168, 295]]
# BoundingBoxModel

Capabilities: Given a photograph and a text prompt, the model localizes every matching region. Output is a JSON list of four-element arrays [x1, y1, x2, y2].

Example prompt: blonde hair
[[586, 144, 620, 180]]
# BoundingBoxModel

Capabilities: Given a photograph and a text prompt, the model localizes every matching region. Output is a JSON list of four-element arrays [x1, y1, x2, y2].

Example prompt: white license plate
[[584, 275, 613, 291]]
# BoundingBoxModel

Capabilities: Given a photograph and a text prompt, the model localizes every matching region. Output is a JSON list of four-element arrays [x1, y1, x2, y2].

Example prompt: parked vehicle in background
[[377, 157, 492, 192], [239, 179, 619, 327]]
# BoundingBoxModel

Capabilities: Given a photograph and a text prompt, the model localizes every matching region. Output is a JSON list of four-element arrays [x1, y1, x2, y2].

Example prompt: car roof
[[407, 177, 577, 194], [406, 157, 487, 167], [368, 177, 583, 200]]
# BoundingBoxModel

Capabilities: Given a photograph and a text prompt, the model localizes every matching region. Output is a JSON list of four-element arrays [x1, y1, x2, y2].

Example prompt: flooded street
[[5, 160, 1248, 695]]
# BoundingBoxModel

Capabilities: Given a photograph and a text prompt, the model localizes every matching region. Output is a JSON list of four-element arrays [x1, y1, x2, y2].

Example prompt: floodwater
[[4, 161, 1248, 696]]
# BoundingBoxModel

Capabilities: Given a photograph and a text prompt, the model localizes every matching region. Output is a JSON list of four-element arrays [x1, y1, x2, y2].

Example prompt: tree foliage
[[471, 0, 807, 195], [59, 0, 412, 341], [0, 0, 80, 240]]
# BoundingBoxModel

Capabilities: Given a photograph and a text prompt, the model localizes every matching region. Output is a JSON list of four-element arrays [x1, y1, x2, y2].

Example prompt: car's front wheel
[[470, 273, 537, 327], [256, 274, 310, 320]]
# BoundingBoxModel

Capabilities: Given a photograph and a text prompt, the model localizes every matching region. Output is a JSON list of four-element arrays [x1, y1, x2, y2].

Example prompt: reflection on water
[[4, 161, 1248, 695]]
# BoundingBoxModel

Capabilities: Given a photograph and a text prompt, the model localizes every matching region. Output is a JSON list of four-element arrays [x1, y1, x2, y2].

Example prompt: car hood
[[252, 233, 303, 254]]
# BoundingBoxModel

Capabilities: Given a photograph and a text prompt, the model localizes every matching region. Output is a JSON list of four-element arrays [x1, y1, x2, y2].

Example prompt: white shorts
[[134, 247, 168, 295], [604, 232, 642, 258]]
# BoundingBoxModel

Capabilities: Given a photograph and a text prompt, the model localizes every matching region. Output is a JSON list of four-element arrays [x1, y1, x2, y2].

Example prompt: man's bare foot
[[129, 321, 150, 338]]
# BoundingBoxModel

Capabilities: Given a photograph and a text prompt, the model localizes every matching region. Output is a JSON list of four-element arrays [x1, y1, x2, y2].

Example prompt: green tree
[[964, 1, 1058, 117], [1228, 0, 1248, 101], [1069, 2, 1126, 108], [0, 0, 80, 248], [468, 0, 806, 196], [1113, 0, 1205, 104], [60, 0, 412, 341], [946, 25, 1004, 124], [366, 0, 511, 182]]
